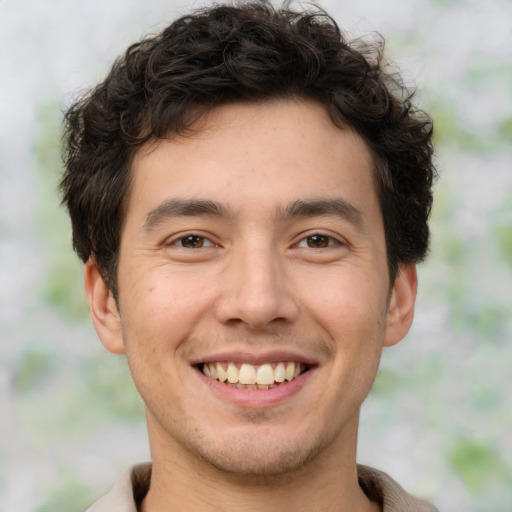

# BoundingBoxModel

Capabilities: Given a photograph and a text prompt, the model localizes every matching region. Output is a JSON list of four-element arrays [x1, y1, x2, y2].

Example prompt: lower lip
[[197, 367, 315, 408]]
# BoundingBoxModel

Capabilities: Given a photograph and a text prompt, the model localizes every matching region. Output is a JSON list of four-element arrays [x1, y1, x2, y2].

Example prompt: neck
[[141, 416, 381, 512]]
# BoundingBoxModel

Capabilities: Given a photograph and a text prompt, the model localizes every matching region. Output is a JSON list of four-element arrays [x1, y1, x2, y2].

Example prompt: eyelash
[[295, 233, 342, 249], [167, 232, 341, 250], [168, 234, 217, 249]]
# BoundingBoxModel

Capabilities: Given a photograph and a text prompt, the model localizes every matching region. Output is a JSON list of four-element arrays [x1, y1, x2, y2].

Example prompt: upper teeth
[[202, 362, 304, 386]]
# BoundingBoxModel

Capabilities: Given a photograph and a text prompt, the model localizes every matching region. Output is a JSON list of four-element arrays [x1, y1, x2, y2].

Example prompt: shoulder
[[357, 464, 439, 512], [85, 463, 152, 512]]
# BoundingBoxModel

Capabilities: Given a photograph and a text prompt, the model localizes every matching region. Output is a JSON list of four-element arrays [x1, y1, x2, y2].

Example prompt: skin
[[85, 99, 417, 512]]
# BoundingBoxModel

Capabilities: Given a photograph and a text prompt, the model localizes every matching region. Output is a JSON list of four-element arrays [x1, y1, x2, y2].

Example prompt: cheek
[[301, 266, 389, 332], [118, 271, 207, 409], [301, 268, 388, 383], [120, 266, 216, 352]]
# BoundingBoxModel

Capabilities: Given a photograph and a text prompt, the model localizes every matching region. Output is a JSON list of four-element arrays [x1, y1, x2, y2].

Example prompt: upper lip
[[190, 349, 320, 367]]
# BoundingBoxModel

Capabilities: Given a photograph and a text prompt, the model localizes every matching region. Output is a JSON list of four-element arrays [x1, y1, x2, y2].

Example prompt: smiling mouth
[[199, 362, 309, 389]]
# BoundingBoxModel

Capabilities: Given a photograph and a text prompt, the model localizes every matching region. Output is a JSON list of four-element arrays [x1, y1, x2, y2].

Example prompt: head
[[60, 1, 435, 487], [60, 1, 435, 300]]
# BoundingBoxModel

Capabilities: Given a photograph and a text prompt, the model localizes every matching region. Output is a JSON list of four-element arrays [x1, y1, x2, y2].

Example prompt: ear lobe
[[84, 259, 125, 355], [384, 263, 418, 348]]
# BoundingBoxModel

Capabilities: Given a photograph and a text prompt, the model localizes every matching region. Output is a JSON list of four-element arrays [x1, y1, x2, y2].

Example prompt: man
[[60, 2, 438, 510]]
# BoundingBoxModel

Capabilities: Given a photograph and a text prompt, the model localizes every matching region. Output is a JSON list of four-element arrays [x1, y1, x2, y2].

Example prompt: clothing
[[86, 462, 439, 512]]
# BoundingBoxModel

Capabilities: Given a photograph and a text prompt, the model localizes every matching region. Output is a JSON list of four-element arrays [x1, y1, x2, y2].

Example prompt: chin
[[190, 429, 326, 478]]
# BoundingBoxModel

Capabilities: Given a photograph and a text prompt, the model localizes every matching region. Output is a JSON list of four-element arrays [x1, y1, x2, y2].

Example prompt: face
[[86, 99, 416, 477]]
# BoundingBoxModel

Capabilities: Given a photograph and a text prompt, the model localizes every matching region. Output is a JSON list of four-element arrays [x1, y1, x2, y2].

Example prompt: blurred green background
[[0, 0, 511, 510]]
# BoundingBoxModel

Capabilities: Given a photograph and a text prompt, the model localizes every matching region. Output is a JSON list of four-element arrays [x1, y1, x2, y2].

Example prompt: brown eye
[[306, 235, 330, 248], [180, 235, 206, 248]]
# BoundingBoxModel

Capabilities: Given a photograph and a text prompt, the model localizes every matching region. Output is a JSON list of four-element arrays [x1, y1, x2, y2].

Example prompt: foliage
[[449, 437, 511, 495], [79, 352, 145, 423], [34, 473, 96, 512], [494, 191, 512, 265], [12, 345, 58, 393], [32, 96, 90, 320]]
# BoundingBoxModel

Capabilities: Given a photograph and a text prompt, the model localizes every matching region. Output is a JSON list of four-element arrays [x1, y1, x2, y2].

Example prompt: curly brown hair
[[60, 1, 435, 297]]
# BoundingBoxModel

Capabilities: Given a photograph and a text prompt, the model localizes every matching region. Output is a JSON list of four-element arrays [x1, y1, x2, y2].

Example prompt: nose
[[214, 245, 299, 330]]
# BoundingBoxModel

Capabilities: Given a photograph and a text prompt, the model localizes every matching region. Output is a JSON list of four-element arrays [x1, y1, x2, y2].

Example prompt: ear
[[384, 263, 418, 347], [84, 259, 125, 354]]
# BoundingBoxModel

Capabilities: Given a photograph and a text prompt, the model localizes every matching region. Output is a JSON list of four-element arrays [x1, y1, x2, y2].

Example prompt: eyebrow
[[142, 196, 366, 233], [143, 198, 233, 232], [276, 198, 366, 228]]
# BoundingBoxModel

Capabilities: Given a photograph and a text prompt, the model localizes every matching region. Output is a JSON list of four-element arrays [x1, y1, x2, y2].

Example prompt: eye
[[172, 235, 215, 248], [297, 234, 339, 249]]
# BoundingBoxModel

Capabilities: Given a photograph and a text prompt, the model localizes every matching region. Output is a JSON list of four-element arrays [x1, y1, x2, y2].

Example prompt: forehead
[[126, 99, 378, 225]]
